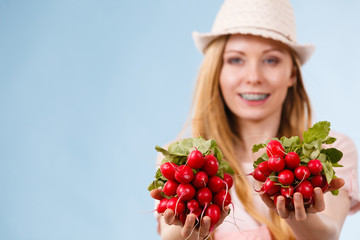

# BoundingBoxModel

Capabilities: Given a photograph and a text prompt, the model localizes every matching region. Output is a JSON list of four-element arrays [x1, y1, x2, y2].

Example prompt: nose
[[245, 61, 262, 85]]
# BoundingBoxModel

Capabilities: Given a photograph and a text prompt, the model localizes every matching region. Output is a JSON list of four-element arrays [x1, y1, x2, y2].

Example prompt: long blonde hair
[[190, 35, 312, 239]]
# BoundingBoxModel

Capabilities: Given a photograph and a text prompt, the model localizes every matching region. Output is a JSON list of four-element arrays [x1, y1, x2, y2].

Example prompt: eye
[[264, 57, 279, 65], [227, 57, 244, 64]]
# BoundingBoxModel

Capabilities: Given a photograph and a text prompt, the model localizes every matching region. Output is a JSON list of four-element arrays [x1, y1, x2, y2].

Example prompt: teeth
[[240, 93, 269, 101]]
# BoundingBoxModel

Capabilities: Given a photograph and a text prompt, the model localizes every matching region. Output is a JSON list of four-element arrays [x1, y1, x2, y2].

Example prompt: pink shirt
[[214, 131, 360, 239]]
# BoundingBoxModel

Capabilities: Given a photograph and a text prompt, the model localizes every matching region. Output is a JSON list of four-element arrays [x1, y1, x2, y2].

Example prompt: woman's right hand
[[150, 189, 229, 240]]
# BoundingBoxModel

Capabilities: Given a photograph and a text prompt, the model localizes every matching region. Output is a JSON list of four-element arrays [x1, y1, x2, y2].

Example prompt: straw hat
[[192, 0, 315, 65]]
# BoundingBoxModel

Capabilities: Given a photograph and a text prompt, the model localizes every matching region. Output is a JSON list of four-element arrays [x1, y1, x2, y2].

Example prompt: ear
[[288, 65, 297, 87]]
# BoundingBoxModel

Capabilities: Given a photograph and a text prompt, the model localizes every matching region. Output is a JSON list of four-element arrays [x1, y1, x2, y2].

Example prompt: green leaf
[[253, 153, 269, 169], [322, 161, 334, 184], [147, 180, 165, 191], [252, 143, 266, 153], [322, 148, 343, 164], [167, 138, 193, 156], [331, 189, 339, 196], [323, 136, 337, 144], [303, 121, 331, 143]]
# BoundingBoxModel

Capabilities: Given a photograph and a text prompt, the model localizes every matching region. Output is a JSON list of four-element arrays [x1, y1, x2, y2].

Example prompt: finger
[[293, 193, 307, 221], [181, 214, 197, 238], [199, 216, 211, 239], [215, 206, 230, 226], [276, 196, 290, 218], [313, 187, 325, 212], [260, 192, 276, 210], [326, 178, 345, 192], [163, 209, 181, 226], [150, 189, 163, 200]]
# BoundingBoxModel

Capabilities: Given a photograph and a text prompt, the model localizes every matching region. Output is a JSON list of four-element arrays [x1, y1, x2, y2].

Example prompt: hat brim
[[192, 28, 315, 65]]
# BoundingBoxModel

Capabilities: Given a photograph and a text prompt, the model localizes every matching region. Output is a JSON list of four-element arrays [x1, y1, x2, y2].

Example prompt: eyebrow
[[224, 48, 287, 55]]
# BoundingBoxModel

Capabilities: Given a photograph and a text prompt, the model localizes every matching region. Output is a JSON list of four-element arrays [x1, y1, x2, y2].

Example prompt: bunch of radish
[[251, 121, 343, 209], [148, 137, 234, 230]]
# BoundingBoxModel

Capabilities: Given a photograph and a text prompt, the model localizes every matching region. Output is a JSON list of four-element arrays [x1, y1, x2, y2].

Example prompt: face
[[219, 34, 296, 123]]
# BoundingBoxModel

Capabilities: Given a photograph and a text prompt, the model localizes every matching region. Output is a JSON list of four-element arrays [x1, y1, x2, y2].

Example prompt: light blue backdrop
[[1, 0, 359, 239]]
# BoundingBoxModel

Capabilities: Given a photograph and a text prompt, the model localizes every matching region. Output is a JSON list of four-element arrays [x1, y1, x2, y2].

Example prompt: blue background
[[1, 0, 359, 239]]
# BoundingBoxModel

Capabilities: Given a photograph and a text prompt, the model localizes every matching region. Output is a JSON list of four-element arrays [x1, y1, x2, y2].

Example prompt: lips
[[239, 93, 270, 101]]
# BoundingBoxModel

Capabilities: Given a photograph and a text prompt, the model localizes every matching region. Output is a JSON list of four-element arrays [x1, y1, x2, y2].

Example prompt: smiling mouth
[[239, 93, 270, 101]]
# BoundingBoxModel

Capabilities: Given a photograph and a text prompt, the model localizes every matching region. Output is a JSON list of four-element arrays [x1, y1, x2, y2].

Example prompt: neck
[[235, 113, 282, 162]]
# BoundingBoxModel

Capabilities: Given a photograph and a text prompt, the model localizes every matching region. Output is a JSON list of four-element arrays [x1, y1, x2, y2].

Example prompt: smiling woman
[[149, 0, 360, 239]]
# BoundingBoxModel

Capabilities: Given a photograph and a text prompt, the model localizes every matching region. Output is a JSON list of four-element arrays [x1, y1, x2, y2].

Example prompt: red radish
[[208, 176, 225, 193], [294, 166, 310, 181], [311, 174, 329, 192], [187, 199, 200, 212], [187, 148, 205, 169], [204, 204, 221, 228], [307, 159, 323, 175], [258, 161, 272, 176], [278, 169, 294, 186], [251, 167, 268, 182], [167, 197, 186, 214], [192, 171, 208, 188], [213, 189, 232, 208], [179, 212, 187, 225], [223, 173, 233, 189], [157, 198, 169, 214], [202, 154, 219, 177], [263, 178, 281, 196], [296, 180, 314, 199], [175, 165, 194, 184], [192, 208, 202, 218], [176, 183, 196, 201], [160, 162, 178, 181], [281, 186, 294, 198], [196, 187, 213, 206], [268, 155, 285, 172], [266, 140, 285, 158], [162, 180, 179, 197], [284, 152, 300, 169]]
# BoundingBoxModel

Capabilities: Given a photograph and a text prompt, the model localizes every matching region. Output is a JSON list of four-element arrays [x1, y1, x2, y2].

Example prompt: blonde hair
[[190, 35, 312, 239]]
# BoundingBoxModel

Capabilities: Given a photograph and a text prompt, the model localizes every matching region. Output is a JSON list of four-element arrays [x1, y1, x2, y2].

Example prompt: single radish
[[176, 183, 196, 201], [213, 189, 232, 208], [278, 169, 294, 186], [208, 176, 225, 193], [166, 197, 186, 214], [160, 162, 178, 181], [281, 186, 294, 198], [156, 198, 169, 214], [266, 140, 285, 158], [202, 154, 219, 177], [187, 148, 205, 169], [284, 152, 300, 169], [196, 187, 213, 206], [162, 180, 179, 197], [223, 173, 233, 189], [204, 204, 221, 229], [268, 155, 285, 172], [192, 171, 209, 188], [192, 208, 202, 218], [258, 161, 272, 176], [296, 180, 314, 199], [187, 199, 200, 212], [175, 165, 194, 184], [179, 212, 187, 225], [263, 178, 281, 196], [251, 167, 268, 182], [307, 159, 323, 175], [294, 166, 310, 181], [311, 174, 328, 192]]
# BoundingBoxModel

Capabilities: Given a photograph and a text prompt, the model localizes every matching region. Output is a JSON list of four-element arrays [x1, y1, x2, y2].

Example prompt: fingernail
[[295, 194, 301, 200]]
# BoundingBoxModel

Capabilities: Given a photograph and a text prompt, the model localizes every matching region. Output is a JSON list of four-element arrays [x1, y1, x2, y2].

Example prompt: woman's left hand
[[260, 178, 345, 221]]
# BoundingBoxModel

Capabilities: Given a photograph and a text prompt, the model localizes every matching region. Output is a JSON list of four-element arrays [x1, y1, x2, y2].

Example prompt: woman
[[151, 0, 360, 239]]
